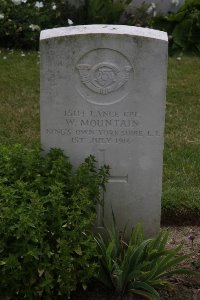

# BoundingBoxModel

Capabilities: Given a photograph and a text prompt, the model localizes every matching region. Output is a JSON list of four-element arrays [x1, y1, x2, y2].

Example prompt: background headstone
[[40, 25, 168, 237], [122, 0, 185, 15]]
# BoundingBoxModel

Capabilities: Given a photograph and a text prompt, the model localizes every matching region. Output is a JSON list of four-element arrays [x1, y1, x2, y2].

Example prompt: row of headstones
[[40, 24, 168, 238]]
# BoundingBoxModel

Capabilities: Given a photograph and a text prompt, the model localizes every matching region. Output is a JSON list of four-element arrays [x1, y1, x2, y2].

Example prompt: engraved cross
[[97, 149, 128, 227]]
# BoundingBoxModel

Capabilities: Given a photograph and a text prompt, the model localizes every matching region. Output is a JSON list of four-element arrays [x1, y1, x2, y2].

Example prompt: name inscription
[[45, 109, 161, 144]]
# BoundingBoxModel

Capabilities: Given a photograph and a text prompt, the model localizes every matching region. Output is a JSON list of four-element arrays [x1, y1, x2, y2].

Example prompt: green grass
[[162, 56, 200, 223], [0, 49, 40, 146], [0, 50, 200, 223]]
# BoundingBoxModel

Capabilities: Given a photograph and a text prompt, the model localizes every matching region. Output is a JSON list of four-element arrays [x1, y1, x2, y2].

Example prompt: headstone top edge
[[40, 25, 168, 42]]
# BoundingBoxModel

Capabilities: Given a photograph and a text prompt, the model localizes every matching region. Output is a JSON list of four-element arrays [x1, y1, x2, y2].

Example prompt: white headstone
[[40, 25, 168, 237]]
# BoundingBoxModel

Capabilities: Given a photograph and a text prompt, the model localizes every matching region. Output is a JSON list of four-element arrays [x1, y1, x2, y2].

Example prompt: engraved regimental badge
[[76, 63, 132, 95], [75, 48, 133, 105]]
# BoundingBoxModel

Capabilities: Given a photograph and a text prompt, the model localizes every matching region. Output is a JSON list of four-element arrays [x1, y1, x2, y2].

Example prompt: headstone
[[118, 0, 185, 15], [40, 25, 168, 238]]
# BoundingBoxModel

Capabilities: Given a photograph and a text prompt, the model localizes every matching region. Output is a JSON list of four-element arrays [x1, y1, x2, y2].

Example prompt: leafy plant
[[0, 145, 109, 299], [95, 214, 198, 299], [152, 0, 200, 55]]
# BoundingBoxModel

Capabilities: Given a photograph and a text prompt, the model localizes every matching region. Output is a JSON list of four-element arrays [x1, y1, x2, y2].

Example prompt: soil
[[71, 226, 200, 300]]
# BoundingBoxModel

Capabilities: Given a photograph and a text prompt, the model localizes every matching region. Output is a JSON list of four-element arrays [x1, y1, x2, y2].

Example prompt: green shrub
[[95, 215, 198, 299], [85, 0, 130, 24], [0, 0, 86, 49], [152, 0, 200, 55], [0, 145, 109, 299]]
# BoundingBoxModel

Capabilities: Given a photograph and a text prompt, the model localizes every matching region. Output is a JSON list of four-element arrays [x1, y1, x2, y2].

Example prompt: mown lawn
[[0, 49, 200, 223], [0, 49, 40, 146], [163, 57, 200, 223]]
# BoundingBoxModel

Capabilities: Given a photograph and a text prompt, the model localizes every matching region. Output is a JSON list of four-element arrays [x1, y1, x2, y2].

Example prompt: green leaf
[[172, 18, 194, 49], [74, 246, 82, 256], [82, 283, 87, 290], [131, 281, 160, 300], [38, 269, 44, 277], [158, 268, 200, 278]]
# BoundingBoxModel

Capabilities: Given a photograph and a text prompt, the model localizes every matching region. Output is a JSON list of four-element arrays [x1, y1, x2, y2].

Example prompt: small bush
[[0, 145, 109, 299]]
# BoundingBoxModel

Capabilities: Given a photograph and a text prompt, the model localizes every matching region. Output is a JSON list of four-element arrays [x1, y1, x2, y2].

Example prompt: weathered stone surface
[[40, 25, 168, 237]]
